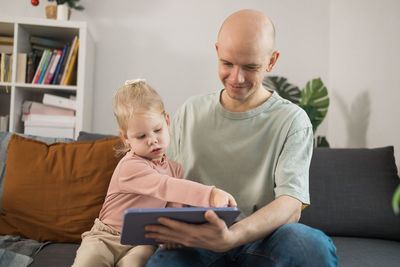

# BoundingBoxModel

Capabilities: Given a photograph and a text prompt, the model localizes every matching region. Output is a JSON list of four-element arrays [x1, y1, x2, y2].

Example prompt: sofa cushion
[[0, 134, 123, 243], [29, 243, 79, 267], [300, 146, 400, 241], [0, 132, 74, 213], [77, 131, 117, 141], [331, 236, 400, 267]]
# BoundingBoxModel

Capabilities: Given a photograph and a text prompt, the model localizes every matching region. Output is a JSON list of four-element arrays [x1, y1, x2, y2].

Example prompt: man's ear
[[215, 43, 219, 56], [266, 51, 280, 72], [164, 113, 170, 127]]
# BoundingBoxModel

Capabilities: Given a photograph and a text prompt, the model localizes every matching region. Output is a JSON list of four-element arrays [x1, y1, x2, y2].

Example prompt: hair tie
[[125, 78, 146, 85]]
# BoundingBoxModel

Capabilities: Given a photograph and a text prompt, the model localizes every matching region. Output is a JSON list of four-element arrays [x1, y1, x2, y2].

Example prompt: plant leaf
[[299, 104, 322, 132], [300, 78, 329, 132], [263, 76, 301, 104], [393, 184, 400, 215]]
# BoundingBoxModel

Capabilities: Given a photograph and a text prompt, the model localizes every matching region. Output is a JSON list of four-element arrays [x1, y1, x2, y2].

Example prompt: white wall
[[1, 0, 399, 166], [0, 0, 330, 132], [328, 0, 400, 166], [73, 0, 330, 137]]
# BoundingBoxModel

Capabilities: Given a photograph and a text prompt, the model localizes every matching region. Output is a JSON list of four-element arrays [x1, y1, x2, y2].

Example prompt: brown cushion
[[0, 134, 123, 243]]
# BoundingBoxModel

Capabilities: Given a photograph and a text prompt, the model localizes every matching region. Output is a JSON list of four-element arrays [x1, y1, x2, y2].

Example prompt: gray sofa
[[2, 132, 400, 266], [300, 146, 400, 266]]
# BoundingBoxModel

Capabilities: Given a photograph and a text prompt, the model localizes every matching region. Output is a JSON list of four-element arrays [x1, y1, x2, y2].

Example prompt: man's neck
[[220, 87, 272, 112]]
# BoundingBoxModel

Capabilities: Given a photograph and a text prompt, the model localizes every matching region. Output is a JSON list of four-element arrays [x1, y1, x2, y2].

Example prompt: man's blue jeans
[[146, 223, 338, 267]]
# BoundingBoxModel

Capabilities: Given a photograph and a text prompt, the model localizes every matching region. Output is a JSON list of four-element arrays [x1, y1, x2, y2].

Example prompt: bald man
[[145, 9, 338, 266]]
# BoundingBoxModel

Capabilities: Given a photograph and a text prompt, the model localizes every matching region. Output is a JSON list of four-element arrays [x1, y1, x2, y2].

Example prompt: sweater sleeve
[[166, 162, 186, 208], [117, 158, 213, 207], [274, 111, 313, 205]]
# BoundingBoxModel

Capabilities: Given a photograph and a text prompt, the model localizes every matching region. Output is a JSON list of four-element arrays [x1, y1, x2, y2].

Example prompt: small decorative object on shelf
[[31, 0, 84, 20], [45, 5, 57, 19], [56, 3, 69, 20]]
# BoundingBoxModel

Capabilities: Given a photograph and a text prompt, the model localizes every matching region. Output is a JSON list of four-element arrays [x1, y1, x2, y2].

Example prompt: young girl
[[72, 79, 236, 267]]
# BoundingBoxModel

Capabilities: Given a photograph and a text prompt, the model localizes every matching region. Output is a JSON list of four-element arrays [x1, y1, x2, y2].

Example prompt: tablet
[[120, 207, 240, 245]]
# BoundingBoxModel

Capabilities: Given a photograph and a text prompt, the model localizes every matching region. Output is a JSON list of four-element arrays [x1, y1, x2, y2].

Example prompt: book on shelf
[[22, 101, 75, 116], [31, 49, 51, 84], [0, 44, 13, 54], [0, 36, 13, 45], [5, 54, 12, 83], [29, 36, 64, 49], [24, 120, 74, 138], [62, 38, 79, 86], [42, 93, 76, 110], [31, 44, 56, 51], [44, 50, 62, 84], [22, 113, 75, 126], [38, 50, 57, 84], [56, 44, 71, 84], [26, 50, 42, 83], [38, 50, 54, 84], [26, 52, 36, 83], [52, 44, 68, 85], [0, 53, 5, 82], [16, 53, 27, 83], [60, 36, 78, 85], [0, 53, 12, 83], [0, 115, 9, 131]]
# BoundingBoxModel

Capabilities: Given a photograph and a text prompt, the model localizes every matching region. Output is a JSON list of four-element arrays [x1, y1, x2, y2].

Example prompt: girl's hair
[[113, 79, 165, 154]]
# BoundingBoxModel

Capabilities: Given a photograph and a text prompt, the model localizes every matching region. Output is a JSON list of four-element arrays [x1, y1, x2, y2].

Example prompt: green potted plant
[[263, 76, 330, 147], [48, 0, 84, 11]]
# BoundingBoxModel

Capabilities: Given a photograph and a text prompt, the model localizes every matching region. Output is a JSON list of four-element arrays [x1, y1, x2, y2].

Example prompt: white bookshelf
[[0, 17, 94, 138]]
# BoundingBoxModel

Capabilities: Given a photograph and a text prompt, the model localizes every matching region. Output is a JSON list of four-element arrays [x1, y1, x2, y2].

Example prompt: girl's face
[[120, 112, 170, 162]]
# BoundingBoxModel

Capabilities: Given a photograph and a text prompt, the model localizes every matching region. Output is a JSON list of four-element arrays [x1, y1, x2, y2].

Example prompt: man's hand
[[210, 188, 237, 207], [145, 210, 237, 252]]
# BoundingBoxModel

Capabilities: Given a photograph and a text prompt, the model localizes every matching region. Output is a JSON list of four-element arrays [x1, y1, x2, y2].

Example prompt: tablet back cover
[[120, 207, 240, 245]]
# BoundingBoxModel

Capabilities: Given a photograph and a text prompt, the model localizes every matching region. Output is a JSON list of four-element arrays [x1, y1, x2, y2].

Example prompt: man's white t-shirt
[[167, 89, 313, 219]]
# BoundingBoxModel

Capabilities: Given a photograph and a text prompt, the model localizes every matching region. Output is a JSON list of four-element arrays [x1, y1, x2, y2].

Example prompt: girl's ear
[[119, 130, 128, 142], [164, 113, 170, 127], [119, 129, 132, 150]]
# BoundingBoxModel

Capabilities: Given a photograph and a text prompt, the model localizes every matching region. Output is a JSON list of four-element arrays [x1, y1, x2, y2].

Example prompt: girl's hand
[[210, 188, 237, 207]]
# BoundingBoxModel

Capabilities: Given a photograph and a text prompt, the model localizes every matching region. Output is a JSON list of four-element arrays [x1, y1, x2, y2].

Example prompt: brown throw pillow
[[0, 134, 123, 243]]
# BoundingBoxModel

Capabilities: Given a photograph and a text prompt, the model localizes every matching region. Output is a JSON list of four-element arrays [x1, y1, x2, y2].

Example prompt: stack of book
[[22, 93, 76, 138], [26, 35, 79, 85]]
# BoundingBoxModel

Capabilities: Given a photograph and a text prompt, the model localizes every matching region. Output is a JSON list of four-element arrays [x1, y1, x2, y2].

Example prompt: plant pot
[[45, 5, 57, 19], [56, 3, 71, 21]]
